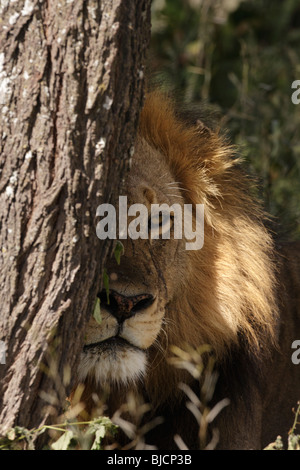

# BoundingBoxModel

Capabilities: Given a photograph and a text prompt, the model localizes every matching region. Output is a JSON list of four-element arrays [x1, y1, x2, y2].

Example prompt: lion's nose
[[98, 289, 155, 323]]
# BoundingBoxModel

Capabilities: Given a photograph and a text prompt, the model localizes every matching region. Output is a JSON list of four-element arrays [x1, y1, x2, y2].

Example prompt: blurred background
[[149, 0, 300, 239]]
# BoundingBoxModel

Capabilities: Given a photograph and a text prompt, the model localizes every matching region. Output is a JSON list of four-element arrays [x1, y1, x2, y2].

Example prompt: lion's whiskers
[[166, 182, 191, 193], [165, 193, 183, 200], [148, 317, 174, 370]]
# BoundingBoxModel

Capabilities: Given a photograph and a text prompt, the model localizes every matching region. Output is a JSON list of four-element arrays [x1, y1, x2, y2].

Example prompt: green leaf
[[264, 435, 284, 450], [288, 433, 300, 450], [93, 297, 102, 325], [87, 417, 118, 450], [51, 430, 75, 450], [7, 429, 16, 441], [90, 426, 106, 450], [114, 241, 124, 265]]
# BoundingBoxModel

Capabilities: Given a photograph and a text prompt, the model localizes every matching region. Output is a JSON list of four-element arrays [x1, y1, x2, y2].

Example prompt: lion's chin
[[78, 338, 147, 386]]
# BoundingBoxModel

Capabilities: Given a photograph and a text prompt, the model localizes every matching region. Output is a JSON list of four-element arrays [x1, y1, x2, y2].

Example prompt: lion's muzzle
[[98, 289, 155, 323]]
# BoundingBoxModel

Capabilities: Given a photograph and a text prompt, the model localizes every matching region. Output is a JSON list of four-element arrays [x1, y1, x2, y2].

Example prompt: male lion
[[75, 91, 300, 450]]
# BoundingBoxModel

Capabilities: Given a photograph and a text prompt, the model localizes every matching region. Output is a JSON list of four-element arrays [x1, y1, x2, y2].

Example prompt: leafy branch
[[0, 417, 118, 450]]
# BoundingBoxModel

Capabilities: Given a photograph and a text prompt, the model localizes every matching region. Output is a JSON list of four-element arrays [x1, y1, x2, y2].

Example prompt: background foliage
[[150, 0, 300, 238]]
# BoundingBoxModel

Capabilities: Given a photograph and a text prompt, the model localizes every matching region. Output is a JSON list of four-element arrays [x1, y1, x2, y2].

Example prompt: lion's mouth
[[83, 336, 141, 353], [79, 335, 148, 385]]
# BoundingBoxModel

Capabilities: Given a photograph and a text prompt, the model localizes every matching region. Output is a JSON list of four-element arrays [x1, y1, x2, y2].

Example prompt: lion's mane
[[138, 91, 279, 401]]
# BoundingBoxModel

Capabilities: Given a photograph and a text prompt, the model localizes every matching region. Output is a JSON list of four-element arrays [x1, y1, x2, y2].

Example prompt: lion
[[74, 91, 300, 450]]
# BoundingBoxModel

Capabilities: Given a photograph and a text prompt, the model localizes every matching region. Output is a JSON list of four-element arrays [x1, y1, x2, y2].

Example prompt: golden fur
[[139, 91, 278, 356], [73, 91, 300, 450]]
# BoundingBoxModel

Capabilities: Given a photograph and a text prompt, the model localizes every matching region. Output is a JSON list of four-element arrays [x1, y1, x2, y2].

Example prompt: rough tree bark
[[0, 0, 151, 436]]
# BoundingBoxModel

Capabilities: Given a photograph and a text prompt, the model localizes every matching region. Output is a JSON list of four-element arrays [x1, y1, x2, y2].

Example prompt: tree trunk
[[0, 0, 151, 436]]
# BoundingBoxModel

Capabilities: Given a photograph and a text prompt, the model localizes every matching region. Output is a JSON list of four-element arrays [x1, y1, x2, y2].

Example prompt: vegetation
[[0, 345, 299, 450], [0, 417, 118, 450]]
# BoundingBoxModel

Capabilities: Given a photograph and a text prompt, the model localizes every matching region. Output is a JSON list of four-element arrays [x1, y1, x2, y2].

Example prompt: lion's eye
[[148, 212, 174, 238]]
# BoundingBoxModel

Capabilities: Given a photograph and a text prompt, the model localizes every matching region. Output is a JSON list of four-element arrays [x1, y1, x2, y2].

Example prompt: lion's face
[[78, 92, 278, 401], [78, 138, 189, 386]]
